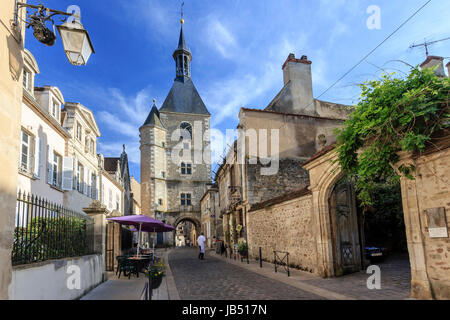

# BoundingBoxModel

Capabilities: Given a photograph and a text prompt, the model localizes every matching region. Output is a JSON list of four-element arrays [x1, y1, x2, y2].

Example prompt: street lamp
[[57, 20, 94, 66], [14, 1, 94, 66]]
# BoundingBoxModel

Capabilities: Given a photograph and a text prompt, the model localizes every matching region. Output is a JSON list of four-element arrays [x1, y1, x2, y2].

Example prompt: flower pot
[[150, 274, 163, 289]]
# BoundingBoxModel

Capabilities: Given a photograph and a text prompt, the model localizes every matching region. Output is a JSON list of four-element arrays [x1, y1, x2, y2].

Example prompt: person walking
[[197, 232, 206, 260]]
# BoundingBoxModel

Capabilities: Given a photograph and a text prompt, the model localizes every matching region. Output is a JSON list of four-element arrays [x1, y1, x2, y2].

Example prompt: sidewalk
[[209, 250, 411, 300], [81, 249, 179, 300]]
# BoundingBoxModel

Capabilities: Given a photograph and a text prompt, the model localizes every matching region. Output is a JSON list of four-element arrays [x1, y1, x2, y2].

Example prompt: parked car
[[365, 246, 388, 262]]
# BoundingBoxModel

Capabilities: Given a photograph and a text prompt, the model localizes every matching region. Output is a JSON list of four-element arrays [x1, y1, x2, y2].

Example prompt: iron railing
[[12, 191, 95, 266], [274, 251, 290, 277]]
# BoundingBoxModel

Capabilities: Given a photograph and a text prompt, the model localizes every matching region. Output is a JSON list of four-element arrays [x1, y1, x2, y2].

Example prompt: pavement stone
[[168, 247, 411, 300], [168, 247, 324, 300]]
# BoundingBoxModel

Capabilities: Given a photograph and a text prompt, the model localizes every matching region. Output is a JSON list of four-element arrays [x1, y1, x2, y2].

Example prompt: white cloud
[[205, 19, 238, 59], [94, 87, 158, 164], [98, 141, 141, 164]]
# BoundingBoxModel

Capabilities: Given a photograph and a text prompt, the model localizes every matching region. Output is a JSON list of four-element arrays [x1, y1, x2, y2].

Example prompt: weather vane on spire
[[180, 2, 185, 24]]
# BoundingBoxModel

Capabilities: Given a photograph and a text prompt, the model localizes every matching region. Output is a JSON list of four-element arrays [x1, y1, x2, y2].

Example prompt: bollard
[[287, 253, 290, 277], [259, 247, 262, 268], [274, 251, 277, 273]]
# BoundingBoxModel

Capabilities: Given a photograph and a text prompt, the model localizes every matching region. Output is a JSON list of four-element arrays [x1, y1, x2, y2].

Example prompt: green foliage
[[335, 67, 450, 206], [237, 241, 248, 255], [231, 214, 238, 243], [12, 216, 88, 264], [147, 260, 166, 279]]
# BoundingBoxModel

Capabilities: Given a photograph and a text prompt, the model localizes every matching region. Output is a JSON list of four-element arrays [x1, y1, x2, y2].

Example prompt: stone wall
[[246, 158, 310, 205], [247, 192, 318, 274], [0, 0, 26, 299], [397, 137, 450, 300]]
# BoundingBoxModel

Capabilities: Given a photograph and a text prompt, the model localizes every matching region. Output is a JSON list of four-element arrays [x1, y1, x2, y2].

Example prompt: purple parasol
[[106, 215, 170, 256], [106, 215, 165, 228], [130, 223, 175, 233]]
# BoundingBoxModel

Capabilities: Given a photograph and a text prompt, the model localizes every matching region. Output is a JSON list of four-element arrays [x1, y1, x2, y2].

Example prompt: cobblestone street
[[169, 247, 324, 300], [168, 247, 411, 300]]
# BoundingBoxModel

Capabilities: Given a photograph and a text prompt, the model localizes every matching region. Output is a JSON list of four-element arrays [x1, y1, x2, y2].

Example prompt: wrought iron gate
[[105, 221, 115, 272]]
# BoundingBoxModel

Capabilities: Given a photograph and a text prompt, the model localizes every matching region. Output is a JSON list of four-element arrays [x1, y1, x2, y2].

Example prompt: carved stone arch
[[304, 151, 349, 277], [174, 215, 201, 233]]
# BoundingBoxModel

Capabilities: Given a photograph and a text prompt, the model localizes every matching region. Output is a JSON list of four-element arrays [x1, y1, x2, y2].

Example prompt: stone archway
[[304, 150, 354, 277], [174, 215, 201, 232], [172, 215, 202, 247]]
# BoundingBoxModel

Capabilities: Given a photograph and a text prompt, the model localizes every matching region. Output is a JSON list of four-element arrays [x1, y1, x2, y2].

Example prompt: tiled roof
[[159, 78, 210, 115], [104, 157, 120, 173]]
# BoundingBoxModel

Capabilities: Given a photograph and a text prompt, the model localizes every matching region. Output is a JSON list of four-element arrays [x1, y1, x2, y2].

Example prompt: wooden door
[[329, 179, 361, 276]]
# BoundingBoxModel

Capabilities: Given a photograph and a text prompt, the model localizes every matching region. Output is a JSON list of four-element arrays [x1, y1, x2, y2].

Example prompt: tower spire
[[173, 3, 191, 81]]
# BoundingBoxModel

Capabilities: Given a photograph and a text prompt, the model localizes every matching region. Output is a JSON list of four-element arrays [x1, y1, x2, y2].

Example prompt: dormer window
[[51, 100, 60, 121], [90, 139, 95, 154], [76, 122, 82, 141], [23, 68, 32, 91]]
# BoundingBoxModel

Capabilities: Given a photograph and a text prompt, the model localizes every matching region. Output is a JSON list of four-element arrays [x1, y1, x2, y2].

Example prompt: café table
[[128, 256, 151, 276]]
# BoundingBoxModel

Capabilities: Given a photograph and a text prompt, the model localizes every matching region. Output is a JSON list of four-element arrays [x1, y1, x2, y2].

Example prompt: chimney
[[281, 53, 315, 115], [420, 56, 446, 77]]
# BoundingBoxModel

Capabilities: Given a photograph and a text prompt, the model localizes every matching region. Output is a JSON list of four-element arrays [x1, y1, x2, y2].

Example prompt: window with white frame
[[77, 162, 84, 193], [76, 122, 82, 141], [116, 194, 120, 210], [20, 130, 32, 172], [52, 152, 62, 187], [23, 68, 31, 91], [90, 139, 95, 155], [91, 173, 97, 199], [51, 100, 60, 121], [180, 193, 191, 206]]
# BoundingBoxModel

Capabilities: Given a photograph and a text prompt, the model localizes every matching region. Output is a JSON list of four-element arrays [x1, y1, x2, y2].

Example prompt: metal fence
[[12, 191, 95, 266]]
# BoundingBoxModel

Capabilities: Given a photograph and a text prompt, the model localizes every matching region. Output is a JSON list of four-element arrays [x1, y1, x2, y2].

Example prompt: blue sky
[[25, 0, 450, 182]]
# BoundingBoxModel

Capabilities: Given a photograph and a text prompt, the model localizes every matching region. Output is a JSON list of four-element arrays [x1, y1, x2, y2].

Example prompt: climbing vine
[[335, 67, 450, 206]]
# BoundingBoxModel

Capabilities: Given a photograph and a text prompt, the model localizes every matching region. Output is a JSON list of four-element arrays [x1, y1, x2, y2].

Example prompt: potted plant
[[238, 241, 248, 257], [146, 260, 166, 289]]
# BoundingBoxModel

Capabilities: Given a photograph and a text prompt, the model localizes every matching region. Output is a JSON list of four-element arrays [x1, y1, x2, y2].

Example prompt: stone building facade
[[130, 176, 141, 215], [1, 0, 27, 299], [140, 21, 211, 244], [200, 183, 221, 248], [215, 53, 352, 250], [396, 133, 450, 300]]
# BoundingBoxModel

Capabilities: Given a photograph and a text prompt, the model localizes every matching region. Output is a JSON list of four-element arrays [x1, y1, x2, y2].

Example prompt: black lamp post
[[14, 1, 95, 66]]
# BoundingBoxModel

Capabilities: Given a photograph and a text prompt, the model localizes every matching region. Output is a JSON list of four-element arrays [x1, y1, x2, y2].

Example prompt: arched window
[[180, 122, 192, 140]]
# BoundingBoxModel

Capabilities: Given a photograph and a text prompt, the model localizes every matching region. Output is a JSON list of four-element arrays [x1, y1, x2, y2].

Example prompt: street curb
[[208, 251, 354, 300], [162, 249, 181, 300]]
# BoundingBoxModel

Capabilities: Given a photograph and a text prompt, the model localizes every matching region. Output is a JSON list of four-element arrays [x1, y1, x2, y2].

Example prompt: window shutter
[[73, 158, 77, 190], [47, 145, 53, 184], [33, 137, 41, 178], [83, 167, 88, 195], [87, 168, 92, 197], [62, 157, 74, 191]]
